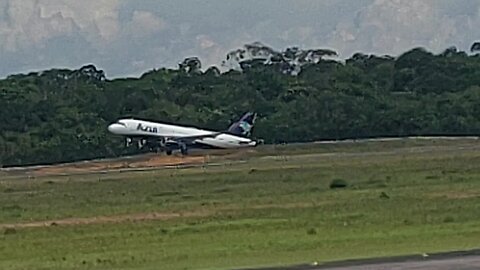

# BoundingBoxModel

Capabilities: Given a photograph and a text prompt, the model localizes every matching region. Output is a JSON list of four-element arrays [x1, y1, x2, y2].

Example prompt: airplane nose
[[108, 123, 125, 134]]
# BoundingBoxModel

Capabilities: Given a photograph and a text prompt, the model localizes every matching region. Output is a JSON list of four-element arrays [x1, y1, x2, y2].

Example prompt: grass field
[[1, 138, 480, 270]]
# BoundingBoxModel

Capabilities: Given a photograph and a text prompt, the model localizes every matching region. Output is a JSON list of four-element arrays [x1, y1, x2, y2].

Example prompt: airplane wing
[[166, 132, 221, 144]]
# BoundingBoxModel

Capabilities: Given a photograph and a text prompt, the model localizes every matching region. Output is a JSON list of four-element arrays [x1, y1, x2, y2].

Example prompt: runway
[[249, 250, 480, 270], [2, 136, 479, 180]]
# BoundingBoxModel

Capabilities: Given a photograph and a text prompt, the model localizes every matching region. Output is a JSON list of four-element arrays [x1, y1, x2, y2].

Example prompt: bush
[[443, 216, 454, 223], [329, 179, 348, 189], [379, 191, 390, 199], [4, 227, 16, 235]]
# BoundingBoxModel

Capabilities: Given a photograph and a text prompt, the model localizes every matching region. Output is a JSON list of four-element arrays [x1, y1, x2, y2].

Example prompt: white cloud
[[39, 0, 121, 42], [196, 35, 216, 49], [327, 0, 460, 57], [0, 0, 120, 53], [130, 10, 165, 34], [0, 0, 478, 78]]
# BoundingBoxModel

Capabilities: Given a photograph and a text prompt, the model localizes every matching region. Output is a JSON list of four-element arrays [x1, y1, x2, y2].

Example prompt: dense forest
[[1, 42, 480, 166]]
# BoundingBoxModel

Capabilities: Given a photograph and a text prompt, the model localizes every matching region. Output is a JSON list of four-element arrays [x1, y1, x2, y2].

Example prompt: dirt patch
[[429, 191, 480, 199], [33, 155, 208, 177], [0, 210, 211, 229], [0, 202, 321, 229], [248, 202, 326, 210]]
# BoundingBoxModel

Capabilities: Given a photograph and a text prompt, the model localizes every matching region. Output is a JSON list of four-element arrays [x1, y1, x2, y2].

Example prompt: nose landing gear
[[125, 137, 133, 147]]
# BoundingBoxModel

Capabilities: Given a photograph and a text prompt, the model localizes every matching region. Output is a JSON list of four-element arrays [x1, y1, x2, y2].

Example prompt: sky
[[0, 0, 478, 78]]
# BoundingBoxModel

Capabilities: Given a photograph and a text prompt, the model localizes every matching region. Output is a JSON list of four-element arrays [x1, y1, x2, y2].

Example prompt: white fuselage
[[108, 119, 257, 148]]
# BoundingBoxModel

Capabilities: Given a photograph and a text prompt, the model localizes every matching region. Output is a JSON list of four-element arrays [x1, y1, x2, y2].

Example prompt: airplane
[[107, 112, 259, 155]]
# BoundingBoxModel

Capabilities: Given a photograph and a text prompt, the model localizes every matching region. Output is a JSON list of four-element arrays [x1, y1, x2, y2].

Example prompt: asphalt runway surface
[[249, 250, 480, 270]]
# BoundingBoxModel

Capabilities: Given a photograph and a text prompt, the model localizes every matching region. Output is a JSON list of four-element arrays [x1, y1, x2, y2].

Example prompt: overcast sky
[[0, 0, 478, 78]]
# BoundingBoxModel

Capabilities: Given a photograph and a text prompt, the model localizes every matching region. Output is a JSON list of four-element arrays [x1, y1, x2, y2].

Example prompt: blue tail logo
[[227, 112, 257, 137]]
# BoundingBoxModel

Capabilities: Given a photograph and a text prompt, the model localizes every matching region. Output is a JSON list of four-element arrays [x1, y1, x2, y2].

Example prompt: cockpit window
[[117, 120, 127, 127]]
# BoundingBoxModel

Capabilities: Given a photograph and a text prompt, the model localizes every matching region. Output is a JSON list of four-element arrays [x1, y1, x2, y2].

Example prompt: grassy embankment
[[1, 138, 480, 270]]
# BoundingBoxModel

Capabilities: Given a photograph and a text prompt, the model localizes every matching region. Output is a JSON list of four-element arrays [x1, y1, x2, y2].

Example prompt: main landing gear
[[124, 138, 188, 156], [158, 145, 186, 156], [179, 143, 188, 155]]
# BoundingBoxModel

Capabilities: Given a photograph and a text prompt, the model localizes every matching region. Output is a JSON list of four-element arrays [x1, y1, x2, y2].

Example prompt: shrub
[[329, 178, 348, 189], [4, 227, 16, 235], [380, 191, 390, 199], [443, 216, 454, 223]]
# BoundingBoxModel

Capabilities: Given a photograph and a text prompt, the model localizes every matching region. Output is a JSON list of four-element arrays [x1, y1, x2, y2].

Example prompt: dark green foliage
[[1, 46, 480, 166], [443, 216, 455, 223], [4, 227, 16, 235], [329, 179, 348, 189], [380, 192, 390, 199]]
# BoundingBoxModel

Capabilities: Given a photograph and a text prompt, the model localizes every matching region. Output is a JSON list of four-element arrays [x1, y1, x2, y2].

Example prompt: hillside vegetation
[[1, 43, 480, 166]]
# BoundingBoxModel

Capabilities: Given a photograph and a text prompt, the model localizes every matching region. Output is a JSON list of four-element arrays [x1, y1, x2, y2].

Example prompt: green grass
[[1, 139, 480, 269]]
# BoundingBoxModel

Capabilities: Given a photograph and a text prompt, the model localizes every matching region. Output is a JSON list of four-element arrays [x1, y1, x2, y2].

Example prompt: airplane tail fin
[[227, 112, 257, 137]]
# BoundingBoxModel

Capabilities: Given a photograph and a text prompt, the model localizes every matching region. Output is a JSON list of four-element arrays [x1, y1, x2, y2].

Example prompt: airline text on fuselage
[[137, 123, 158, 133]]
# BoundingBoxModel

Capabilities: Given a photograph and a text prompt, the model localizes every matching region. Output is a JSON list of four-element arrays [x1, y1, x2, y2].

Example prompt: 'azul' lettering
[[137, 123, 158, 133]]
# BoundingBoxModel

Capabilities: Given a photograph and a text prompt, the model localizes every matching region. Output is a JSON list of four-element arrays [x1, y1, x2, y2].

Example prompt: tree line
[[1, 43, 480, 166]]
